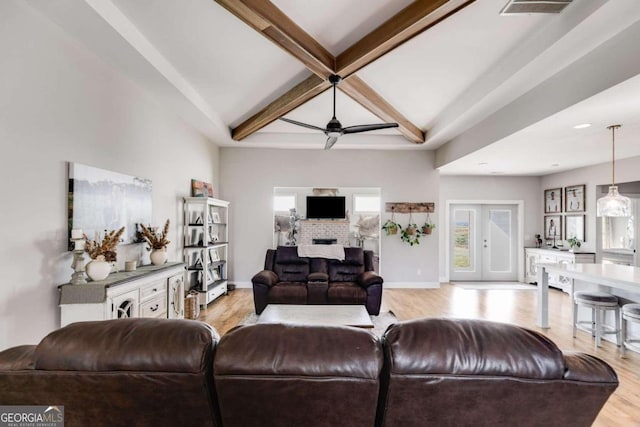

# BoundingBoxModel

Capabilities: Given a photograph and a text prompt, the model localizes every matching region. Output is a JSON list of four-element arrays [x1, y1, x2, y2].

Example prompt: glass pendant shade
[[596, 124, 630, 217], [597, 185, 631, 217]]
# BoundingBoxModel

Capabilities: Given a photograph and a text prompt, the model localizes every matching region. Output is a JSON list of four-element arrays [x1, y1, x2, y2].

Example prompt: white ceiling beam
[[435, 20, 640, 168], [26, 0, 232, 144], [426, 0, 636, 148]]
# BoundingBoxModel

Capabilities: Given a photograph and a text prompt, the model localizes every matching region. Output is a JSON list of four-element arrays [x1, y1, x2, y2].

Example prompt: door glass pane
[[489, 209, 511, 272], [453, 209, 474, 271]]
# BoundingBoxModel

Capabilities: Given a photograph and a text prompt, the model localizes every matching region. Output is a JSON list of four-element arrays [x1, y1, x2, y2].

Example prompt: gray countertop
[[59, 262, 184, 304]]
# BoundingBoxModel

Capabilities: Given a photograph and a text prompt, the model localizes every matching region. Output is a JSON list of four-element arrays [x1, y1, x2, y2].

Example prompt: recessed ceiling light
[[573, 123, 591, 129], [490, 171, 504, 175], [551, 163, 560, 167], [478, 162, 488, 166]]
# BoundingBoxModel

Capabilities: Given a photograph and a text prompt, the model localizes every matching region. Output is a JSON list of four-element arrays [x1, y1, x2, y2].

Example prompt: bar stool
[[573, 291, 620, 347], [621, 303, 640, 357]]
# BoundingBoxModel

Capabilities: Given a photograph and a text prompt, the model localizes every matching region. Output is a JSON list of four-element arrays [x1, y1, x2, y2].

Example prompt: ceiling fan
[[279, 75, 399, 150]]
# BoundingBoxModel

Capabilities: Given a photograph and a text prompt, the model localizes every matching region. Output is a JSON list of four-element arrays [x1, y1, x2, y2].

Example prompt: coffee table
[[257, 305, 374, 328]]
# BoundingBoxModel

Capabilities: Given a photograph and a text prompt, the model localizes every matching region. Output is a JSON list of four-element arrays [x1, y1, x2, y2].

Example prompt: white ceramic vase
[[150, 248, 167, 265], [86, 256, 111, 281]]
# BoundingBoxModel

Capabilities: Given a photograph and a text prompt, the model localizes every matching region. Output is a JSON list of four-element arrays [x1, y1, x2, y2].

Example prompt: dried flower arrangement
[[139, 219, 171, 250], [83, 227, 125, 262]]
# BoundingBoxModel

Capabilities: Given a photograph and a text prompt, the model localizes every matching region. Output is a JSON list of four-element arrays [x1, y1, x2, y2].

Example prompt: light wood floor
[[198, 285, 640, 426]]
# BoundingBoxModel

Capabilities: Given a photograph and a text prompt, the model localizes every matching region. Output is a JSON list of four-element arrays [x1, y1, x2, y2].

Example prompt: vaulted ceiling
[[26, 0, 640, 175]]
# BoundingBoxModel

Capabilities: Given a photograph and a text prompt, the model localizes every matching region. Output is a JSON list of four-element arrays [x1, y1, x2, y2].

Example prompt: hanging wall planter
[[382, 208, 401, 236], [400, 210, 421, 246], [421, 213, 436, 235]]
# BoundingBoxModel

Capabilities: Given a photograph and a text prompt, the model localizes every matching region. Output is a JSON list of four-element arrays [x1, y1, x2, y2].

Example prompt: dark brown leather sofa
[[251, 246, 383, 315], [0, 318, 618, 427]]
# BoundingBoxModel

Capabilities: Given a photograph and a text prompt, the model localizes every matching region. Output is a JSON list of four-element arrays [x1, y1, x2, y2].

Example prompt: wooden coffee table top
[[257, 305, 373, 328]]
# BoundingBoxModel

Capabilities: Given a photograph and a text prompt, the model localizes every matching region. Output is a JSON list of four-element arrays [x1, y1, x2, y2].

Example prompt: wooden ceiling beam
[[215, 0, 334, 78], [231, 74, 331, 141], [336, 0, 475, 77], [218, 0, 473, 143], [340, 76, 424, 144]]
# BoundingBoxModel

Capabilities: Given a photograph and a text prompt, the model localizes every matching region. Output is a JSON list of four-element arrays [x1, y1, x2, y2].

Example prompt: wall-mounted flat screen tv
[[306, 196, 346, 219]]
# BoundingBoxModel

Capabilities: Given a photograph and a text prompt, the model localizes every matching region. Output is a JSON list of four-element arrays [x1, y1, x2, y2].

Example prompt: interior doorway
[[448, 203, 519, 281]]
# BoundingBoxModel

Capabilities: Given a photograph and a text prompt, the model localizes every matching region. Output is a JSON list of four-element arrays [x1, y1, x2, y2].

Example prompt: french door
[[449, 204, 518, 281]]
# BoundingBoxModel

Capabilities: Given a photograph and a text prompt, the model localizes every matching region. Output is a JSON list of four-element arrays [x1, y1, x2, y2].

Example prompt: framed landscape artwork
[[544, 188, 562, 214], [565, 184, 585, 212], [191, 179, 214, 197], [544, 215, 562, 240]]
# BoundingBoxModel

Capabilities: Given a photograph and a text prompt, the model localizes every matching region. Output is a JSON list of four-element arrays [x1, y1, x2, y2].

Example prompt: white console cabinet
[[59, 262, 185, 327], [525, 248, 595, 293]]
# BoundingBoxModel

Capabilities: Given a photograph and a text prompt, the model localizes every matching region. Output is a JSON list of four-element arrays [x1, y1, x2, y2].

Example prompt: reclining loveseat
[[0, 317, 618, 427], [251, 246, 383, 315]]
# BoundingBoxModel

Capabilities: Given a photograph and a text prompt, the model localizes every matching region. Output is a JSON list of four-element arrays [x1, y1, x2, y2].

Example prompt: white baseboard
[[230, 281, 252, 289], [384, 282, 440, 289]]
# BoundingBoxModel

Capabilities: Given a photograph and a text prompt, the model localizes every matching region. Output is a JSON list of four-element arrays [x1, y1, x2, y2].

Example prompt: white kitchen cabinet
[[525, 248, 595, 293]]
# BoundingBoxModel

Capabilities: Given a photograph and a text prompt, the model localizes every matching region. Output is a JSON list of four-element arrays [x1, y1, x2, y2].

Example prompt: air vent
[[500, 0, 572, 15]]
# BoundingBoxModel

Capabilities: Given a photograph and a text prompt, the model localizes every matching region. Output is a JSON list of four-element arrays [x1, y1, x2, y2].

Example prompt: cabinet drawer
[[140, 280, 167, 301], [140, 294, 167, 318]]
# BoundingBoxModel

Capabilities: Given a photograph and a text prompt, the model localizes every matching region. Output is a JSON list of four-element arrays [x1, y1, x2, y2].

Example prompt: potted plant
[[400, 223, 421, 246], [140, 220, 171, 265], [382, 219, 401, 236], [83, 227, 125, 281], [567, 236, 582, 252]]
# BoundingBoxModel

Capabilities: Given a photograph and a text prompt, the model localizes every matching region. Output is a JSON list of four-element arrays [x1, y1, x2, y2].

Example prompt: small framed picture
[[544, 215, 562, 240], [565, 214, 585, 242], [209, 249, 220, 262], [211, 212, 221, 223], [212, 268, 221, 281], [565, 184, 585, 213], [544, 188, 562, 213]]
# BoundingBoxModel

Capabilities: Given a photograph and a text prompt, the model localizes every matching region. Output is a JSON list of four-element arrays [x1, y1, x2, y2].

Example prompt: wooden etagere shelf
[[183, 197, 230, 307]]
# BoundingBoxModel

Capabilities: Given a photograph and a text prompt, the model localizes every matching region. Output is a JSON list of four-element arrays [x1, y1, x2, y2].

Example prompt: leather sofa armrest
[[357, 271, 383, 288], [0, 345, 36, 371], [308, 272, 328, 283], [563, 352, 618, 384], [252, 270, 279, 287]]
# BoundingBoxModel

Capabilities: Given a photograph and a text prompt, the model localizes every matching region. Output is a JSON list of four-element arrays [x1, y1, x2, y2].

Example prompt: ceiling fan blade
[[324, 136, 338, 150], [279, 117, 327, 132], [342, 123, 399, 134]]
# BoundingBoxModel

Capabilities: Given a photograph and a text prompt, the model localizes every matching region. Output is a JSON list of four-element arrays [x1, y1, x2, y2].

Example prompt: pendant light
[[596, 124, 631, 217]]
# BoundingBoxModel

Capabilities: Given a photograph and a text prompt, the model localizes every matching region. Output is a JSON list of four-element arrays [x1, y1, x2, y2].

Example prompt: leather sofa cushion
[[329, 248, 365, 282], [274, 246, 309, 282], [215, 323, 382, 378], [328, 282, 367, 304], [383, 318, 565, 379], [34, 318, 219, 373], [267, 282, 307, 304], [215, 324, 382, 427]]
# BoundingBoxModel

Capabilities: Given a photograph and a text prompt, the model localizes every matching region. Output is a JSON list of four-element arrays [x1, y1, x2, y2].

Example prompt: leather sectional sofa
[[0, 317, 618, 427], [252, 246, 383, 315]]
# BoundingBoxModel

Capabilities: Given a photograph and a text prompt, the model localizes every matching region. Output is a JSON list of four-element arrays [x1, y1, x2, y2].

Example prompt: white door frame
[[444, 200, 525, 283]]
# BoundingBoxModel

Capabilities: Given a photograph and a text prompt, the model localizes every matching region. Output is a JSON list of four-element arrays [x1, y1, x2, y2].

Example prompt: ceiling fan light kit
[[279, 74, 399, 149], [596, 124, 631, 217]]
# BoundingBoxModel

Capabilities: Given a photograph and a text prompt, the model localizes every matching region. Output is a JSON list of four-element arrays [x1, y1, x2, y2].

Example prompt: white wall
[[219, 148, 439, 287], [439, 176, 542, 281], [0, 1, 219, 349]]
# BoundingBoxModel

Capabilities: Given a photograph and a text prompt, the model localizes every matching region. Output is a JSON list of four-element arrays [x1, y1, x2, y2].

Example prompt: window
[[274, 195, 296, 212], [353, 195, 380, 213]]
